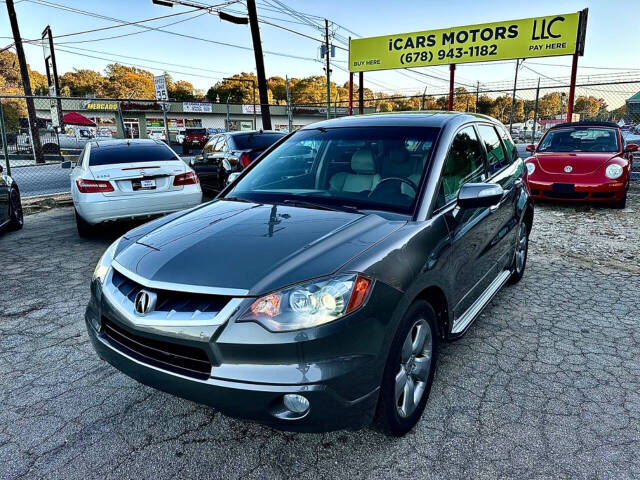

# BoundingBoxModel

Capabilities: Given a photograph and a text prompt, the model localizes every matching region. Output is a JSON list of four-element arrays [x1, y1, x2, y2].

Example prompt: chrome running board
[[451, 270, 512, 334]]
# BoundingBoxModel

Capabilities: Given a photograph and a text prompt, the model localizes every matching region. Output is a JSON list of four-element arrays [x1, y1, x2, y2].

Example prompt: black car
[[86, 113, 533, 436], [190, 130, 286, 194], [0, 165, 23, 233]]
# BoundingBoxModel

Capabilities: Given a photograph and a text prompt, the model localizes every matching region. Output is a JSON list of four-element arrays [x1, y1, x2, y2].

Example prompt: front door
[[0, 170, 9, 225], [437, 125, 502, 320]]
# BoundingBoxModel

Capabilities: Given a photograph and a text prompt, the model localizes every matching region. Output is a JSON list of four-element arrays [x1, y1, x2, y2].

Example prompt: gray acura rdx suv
[[86, 112, 533, 436]]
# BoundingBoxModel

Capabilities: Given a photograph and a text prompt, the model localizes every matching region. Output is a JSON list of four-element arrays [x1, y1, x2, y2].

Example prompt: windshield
[[537, 127, 620, 153], [226, 126, 440, 214], [187, 128, 207, 135], [233, 133, 284, 150], [89, 143, 178, 166]]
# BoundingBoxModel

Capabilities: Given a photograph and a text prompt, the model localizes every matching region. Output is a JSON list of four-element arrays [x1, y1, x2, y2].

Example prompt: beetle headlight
[[525, 161, 536, 175], [605, 164, 623, 179], [238, 274, 372, 332], [92, 237, 122, 283]]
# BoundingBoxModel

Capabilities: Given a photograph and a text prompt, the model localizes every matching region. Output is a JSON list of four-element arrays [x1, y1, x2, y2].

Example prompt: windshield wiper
[[282, 199, 362, 214], [223, 196, 254, 203]]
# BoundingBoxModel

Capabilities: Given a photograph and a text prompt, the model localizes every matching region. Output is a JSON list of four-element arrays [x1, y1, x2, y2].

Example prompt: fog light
[[283, 394, 310, 414]]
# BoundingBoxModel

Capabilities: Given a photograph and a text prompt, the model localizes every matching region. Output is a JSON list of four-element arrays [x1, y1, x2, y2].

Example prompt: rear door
[[477, 123, 522, 269], [88, 142, 186, 197]]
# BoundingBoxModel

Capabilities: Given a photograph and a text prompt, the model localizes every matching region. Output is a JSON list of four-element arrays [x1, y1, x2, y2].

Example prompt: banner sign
[[183, 102, 213, 113], [242, 104, 262, 115], [349, 12, 584, 72]]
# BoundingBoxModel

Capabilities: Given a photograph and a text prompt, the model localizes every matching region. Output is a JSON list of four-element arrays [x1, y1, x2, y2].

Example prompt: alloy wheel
[[395, 318, 432, 418], [515, 222, 527, 273]]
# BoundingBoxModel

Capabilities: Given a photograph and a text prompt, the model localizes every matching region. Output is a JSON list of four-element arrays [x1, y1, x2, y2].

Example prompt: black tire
[[611, 192, 627, 209], [42, 142, 60, 155], [75, 208, 94, 237], [7, 187, 24, 231], [376, 300, 439, 436], [508, 220, 529, 284]]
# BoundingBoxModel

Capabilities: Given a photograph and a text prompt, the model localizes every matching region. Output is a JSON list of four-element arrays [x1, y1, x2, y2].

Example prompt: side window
[[478, 124, 508, 175], [498, 126, 518, 162], [438, 126, 486, 207], [203, 136, 218, 154], [213, 137, 226, 153]]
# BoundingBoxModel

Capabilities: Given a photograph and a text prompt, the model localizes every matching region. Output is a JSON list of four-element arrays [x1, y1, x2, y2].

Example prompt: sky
[[1, 0, 639, 96]]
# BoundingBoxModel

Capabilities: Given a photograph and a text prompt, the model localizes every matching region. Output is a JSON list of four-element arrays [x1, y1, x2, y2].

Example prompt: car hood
[[534, 152, 619, 174], [114, 200, 404, 295]]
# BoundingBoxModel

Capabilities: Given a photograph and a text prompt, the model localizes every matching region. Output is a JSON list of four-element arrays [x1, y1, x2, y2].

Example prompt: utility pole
[[246, 0, 271, 130], [285, 76, 292, 131], [421, 86, 427, 110], [509, 59, 521, 134], [531, 78, 540, 143], [475, 81, 480, 113], [42, 26, 63, 130], [6, 0, 43, 163], [324, 19, 331, 119]]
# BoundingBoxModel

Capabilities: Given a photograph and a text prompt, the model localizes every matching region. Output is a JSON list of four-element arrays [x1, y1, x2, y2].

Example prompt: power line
[[21, 0, 322, 63]]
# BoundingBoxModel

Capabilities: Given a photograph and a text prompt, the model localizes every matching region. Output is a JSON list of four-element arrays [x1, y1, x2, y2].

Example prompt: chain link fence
[[3, 78, 639, 197]]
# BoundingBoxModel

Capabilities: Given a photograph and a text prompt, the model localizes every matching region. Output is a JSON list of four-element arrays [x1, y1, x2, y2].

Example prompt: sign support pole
[[448, 64, 455, 111], [566, 52, 578, 121], [358, 72, 364, 115], [348, 72, 353, 116]]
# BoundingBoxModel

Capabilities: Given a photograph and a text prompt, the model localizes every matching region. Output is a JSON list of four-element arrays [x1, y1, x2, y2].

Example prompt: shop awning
[[63, 111, 97, 126]]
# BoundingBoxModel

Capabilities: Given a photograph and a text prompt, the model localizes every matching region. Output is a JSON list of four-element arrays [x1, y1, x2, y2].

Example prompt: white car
[[64, 139, 202, 236]]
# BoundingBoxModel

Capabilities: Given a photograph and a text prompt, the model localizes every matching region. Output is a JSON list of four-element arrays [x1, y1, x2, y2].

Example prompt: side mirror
[[227, 172, 241, 185], [525, 144, 536, 152], [0, 165, 3, 173], [625, 143, 638, 153], [202, 152, 209, 160], [457, 183, 504, 210], [61, 160, 75, 169], [222, 158, 231, 171]]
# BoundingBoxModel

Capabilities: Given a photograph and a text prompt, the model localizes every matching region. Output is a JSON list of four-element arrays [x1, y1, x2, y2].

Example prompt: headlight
[[525, 162, 536, 175], [238, 274, 372, 332], [605, 164, 623, 179], [92, 237, 122, 283]]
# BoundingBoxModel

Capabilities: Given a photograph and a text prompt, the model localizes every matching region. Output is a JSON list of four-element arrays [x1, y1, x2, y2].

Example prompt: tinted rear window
[[233, 133, 284, 150], [89, 144, 177, 166], [187, 128, 207, 135]]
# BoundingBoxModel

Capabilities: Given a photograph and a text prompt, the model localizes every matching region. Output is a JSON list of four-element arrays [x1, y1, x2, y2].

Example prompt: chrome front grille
[[111, 269, 230, 314]]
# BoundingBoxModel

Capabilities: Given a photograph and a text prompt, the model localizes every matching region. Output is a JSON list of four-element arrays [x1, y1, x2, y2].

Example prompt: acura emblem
[[134, 289, 156, 315], [564, 165, 573, 173]]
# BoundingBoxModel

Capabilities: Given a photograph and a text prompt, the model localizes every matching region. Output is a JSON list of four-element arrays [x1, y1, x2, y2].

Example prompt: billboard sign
[[349, 12, 585, 72]]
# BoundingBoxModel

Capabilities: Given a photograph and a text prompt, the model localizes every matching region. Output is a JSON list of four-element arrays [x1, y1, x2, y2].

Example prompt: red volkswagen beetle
[[524, 122, 637, 208]]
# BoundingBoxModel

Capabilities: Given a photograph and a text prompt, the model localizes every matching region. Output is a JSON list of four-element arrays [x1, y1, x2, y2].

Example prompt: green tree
[[476, 94, 493, 115]]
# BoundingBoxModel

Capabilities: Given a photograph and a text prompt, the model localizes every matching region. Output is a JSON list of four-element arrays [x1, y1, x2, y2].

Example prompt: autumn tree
[[573, 95, 606, 120], [537, 92, 562, 118], [60, 69, 105, 97], [102, 64, 155, 99]]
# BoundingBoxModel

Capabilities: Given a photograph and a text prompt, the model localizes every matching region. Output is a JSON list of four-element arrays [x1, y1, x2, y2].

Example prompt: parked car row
[[0, 164, 23, 233]]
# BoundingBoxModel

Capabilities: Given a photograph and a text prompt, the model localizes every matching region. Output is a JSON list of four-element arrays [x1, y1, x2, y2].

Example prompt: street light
[[151, 0, 272, 129], [223, 77, 256, 129]]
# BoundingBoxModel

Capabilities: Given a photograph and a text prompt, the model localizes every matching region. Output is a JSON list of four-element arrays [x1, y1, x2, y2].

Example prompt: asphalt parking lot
[[1, 186, 639, 480]]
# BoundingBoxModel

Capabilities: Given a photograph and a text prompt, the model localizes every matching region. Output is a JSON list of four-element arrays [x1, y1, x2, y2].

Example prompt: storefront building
[[35, 99, 375, 140]]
